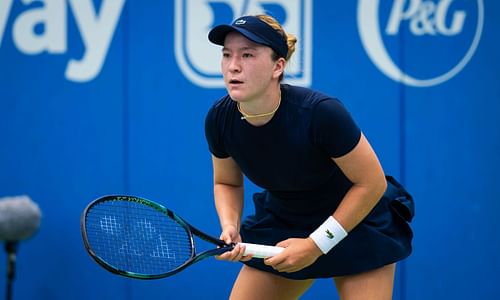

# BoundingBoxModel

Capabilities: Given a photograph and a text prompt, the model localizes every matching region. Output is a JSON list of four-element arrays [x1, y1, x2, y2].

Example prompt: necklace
[[237, 96, 281, 120]]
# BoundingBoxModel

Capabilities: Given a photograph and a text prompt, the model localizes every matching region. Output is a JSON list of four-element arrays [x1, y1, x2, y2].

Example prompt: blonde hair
[[256, 14, 297, 62]]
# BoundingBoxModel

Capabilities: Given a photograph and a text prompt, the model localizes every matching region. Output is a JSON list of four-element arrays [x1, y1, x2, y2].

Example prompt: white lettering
[[386, 0, 466, 36], [386, 0, 421, 35], [0, 0, 13, 47], [358, 0, 483, 87], [66, 0, 125, 82], [1, 0, 125, 82], [13, 0, 66, 54], [435, 0, 465, 35], [409, 1, 436, 35]]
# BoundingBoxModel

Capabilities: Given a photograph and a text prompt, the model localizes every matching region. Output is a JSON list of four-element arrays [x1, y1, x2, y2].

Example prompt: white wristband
[[309, 216, 348, 254]]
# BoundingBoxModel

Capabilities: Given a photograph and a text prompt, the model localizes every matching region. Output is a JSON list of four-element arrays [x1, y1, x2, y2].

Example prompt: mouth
[[228, 79, 244, 85]]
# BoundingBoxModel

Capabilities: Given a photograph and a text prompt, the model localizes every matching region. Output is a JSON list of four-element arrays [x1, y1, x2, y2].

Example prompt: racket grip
[[239, 242, 284, 258]]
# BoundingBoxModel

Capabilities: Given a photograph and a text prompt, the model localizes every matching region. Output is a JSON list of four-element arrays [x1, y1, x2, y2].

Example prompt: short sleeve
[[204, 102, 230, 158], [311, 98, 361, 158]]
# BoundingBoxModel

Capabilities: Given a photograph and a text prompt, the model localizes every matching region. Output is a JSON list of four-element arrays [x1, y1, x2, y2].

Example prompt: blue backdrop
[[1, 0, 498, 299]]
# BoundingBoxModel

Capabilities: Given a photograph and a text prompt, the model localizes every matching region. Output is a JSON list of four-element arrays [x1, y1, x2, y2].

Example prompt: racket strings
[[85, 200, 193, 276]]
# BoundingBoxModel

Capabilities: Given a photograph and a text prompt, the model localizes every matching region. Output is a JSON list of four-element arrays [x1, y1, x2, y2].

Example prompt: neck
[[236, 85, 282, 119], [237, 93, 281, 120]]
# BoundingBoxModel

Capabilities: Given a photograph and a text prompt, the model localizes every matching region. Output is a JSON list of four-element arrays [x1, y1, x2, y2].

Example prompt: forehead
[[223, 32, 270, 51]]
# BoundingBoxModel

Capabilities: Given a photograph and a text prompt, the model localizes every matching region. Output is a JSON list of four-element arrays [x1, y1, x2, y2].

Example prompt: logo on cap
[[235, 19, 246, 25]]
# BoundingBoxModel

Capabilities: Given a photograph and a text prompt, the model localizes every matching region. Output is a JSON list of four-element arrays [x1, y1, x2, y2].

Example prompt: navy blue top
[[205, 84, 413, 279], [205, 84, 361, 214]]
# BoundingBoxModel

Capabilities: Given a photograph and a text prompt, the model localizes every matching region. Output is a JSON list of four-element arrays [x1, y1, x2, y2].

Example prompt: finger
[[275, 260, 306, 273], [271, 261, 293, 273], [219, 235, 232, 245], [228, 244, 247, 261], [263, 257, 274, 266], [286, 264, 307, 273], [275, 239, 291, 248], [232, 244, 246, 260], [215, 250, 234, 260], [216, 244, 239, 261], [263, 247, 288, 266], [281, 267, 298, 273], [264, 254, 285, 268], [240, 252, 253, 262]]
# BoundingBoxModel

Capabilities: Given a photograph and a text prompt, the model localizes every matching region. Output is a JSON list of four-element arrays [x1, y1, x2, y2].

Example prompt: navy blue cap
[[208, 16, 288, 59]]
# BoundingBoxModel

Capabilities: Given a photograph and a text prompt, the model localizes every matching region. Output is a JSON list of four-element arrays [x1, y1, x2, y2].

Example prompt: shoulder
[[205, 95, 234, 158], [206, 95, 235, 123], [208, 95, 234, 114], [281, 84, 340, 110]]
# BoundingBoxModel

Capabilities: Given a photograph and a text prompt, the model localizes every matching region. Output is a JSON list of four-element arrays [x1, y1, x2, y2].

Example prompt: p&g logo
[[174, 0, 312, 88], [357, 0, 484, 87]]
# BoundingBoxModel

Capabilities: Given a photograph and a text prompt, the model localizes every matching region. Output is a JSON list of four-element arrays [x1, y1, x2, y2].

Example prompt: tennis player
[[205, 15, 414, 299]]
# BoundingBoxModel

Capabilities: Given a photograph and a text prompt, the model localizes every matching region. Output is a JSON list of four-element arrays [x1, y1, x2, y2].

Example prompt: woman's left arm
[[264, 133, 387, 273], [331, 132, 387, 232]]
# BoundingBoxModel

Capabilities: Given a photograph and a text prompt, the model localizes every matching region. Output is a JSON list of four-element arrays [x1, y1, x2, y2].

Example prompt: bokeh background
[[1, 0, 498, 299]]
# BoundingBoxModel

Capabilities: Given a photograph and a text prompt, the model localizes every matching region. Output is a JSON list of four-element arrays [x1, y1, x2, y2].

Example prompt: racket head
[[80, 195, 197, 279]]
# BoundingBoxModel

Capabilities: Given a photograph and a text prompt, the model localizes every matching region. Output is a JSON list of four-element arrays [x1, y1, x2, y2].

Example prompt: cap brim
[[208, 25, 270, 47]]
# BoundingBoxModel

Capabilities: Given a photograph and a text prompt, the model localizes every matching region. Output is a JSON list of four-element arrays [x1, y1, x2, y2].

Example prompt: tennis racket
[[80, 195, 284, 279]]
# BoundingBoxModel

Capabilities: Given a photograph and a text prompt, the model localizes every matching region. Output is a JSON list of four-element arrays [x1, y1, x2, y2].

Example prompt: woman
[[205, 14, 413, 299]]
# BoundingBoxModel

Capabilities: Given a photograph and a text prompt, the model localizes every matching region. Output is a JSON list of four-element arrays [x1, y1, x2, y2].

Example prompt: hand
[[264, 237, 323, 273], [216, 225, 253, 262]]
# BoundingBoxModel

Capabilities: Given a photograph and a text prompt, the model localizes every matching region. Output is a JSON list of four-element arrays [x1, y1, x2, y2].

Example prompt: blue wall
[[1, 1, 498, 299]]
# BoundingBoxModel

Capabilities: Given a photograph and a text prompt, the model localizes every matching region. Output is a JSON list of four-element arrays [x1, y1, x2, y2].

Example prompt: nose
[[228, 57, 241, 73]]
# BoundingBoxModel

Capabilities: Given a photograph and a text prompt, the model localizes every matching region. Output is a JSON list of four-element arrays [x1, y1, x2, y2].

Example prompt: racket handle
[[239, 242, 284, 258]]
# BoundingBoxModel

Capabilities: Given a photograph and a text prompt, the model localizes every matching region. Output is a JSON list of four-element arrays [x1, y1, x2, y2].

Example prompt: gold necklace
[[237, 96, 281, 120]]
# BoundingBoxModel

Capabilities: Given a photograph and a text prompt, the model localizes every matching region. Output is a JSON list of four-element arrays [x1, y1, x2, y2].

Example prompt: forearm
[[333, 179, 387, 232], [308, 179, 386, 255], [214, 182, 244, 231], [309, 133, 387, 255], [331, 133, 387, 232]]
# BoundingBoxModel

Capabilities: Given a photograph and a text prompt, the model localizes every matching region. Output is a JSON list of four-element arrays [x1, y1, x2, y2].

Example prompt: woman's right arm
[[211, 155, 249, 261]]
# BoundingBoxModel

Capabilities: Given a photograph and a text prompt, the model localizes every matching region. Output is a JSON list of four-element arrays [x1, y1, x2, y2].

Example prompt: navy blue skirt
[[240, 176, 414, 279]]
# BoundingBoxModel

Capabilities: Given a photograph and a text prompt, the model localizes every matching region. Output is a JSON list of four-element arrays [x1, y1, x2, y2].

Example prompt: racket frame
[[80, 195, 234, 279]]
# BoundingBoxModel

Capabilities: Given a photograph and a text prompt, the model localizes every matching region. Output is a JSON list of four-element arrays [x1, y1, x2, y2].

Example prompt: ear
[[272, 57, 286, 79]]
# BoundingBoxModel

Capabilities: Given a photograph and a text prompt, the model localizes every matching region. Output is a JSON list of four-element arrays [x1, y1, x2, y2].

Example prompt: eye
[[222, 52, 230, 58], [242, 53, 253, 58]]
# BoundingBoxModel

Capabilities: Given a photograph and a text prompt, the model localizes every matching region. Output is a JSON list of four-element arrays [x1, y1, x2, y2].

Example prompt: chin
[[227, 91, 243, 102]]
